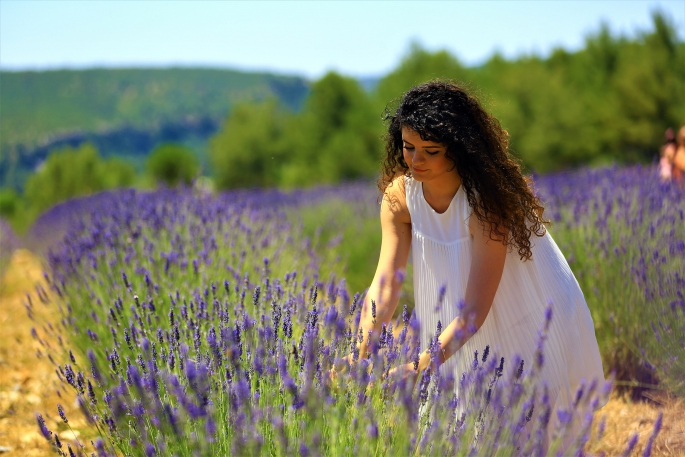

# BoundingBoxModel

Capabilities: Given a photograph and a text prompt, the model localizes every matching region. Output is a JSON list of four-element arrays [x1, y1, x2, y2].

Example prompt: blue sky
[[1, 1, 683, 78]]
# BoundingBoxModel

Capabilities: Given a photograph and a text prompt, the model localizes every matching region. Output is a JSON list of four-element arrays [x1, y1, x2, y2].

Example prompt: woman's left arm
[[415, 215, 507, 371]]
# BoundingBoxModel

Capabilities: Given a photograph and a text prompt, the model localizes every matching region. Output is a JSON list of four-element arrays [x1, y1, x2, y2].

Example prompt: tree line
[[1, 11, 682, 233], [209, 11, 683, 190]]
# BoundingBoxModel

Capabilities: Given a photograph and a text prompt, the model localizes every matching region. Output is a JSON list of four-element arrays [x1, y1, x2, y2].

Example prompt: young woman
[[673, 124, 685, 183], [658, 128, 677, 182], [353, 80, 605, 444]]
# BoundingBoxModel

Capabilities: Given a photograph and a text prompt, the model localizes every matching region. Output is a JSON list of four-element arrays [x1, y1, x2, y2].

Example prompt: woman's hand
[[387, 351, 432, 390], [387, 361, 421, 390], [327, 353, 360, 387]]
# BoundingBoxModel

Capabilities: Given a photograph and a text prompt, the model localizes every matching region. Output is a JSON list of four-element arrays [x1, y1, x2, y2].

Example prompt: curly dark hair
[[379, 80, 547, 260]]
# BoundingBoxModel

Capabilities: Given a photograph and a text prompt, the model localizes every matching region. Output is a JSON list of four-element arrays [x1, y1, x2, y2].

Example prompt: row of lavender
[[27, 166, 676, 456], [32, 184, 595, 456], [535, 165, 684, 397], [0, 218, 20, 273]]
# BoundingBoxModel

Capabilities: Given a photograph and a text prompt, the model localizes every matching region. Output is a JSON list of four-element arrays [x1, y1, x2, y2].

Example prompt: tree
[[23, 143, 135, 214], [146, 143, 199, 187], [374, 43, 472, 114], [209, 100, 289, 190], [0, 188, 20, 220], [280, 72, 382, 187]]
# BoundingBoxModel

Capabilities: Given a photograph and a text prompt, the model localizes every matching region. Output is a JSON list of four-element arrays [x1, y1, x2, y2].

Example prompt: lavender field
[[24, 164, 682, 456]]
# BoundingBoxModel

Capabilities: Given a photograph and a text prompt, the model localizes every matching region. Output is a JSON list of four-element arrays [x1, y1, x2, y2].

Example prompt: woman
[[673, 124, 685, 183], [658, 128, 677, 182], [352, 81, 605, 446]]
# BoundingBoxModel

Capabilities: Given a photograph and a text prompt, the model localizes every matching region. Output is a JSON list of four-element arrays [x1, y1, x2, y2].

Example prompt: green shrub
[[0, 188, 20, 219], [146, 143, 200, 187], [23, 143, 136, 215], [209, 100, 290, 190]]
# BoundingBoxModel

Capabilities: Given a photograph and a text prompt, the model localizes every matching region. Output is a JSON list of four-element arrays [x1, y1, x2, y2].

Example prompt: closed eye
[[426, 150, 439, 155]]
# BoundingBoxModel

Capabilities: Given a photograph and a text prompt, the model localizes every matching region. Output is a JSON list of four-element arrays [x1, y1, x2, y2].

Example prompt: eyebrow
[[402, 139, 444, 148]]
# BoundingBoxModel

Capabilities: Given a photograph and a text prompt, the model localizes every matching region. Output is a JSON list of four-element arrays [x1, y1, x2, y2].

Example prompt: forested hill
[[0, 67, 309, 188], [0, 68, 308, 147]]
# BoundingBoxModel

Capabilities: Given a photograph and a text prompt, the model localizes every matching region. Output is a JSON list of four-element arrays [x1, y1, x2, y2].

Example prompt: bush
[[0, 188, 20, 219], [209, 73, 382, 190], [209, 100, 290, 190], [23, 143, 136, 215], [146, 143, 200, 187]]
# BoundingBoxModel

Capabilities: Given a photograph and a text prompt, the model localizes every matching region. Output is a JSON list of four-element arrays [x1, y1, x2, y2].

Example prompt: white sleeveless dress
[[405, 176, 605, 418]]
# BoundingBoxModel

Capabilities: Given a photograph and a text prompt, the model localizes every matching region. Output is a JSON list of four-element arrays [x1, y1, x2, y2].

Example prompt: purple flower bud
[[57, 404, 68, 423], [622, 433, 639, 456], [556, 409, 573, 426], [36, 414, 52, 440], [367, 422, 379, 439], [350, 293, 360, 315], [642, 412, 663, 457], [88, 380, 97, 405], [145, 443, 156, 456], [95, 438, 107, 456], [544, 304, 553, 330], [206, 417, 217, 440]]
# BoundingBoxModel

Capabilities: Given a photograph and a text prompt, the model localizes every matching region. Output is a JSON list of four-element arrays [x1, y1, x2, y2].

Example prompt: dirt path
[[591, 392, 684, 456], [0, 250, 683, 456], [0, 250, 91, 456]]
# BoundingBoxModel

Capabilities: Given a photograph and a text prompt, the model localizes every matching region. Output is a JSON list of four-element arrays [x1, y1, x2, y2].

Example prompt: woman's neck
[[421, 174, 462, 212]]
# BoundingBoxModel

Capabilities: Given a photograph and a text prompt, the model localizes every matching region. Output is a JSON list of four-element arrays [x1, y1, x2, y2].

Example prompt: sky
[[1, 1, 683, 79]]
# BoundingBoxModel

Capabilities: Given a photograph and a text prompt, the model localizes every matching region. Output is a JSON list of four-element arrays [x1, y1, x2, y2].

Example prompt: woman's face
[[401, 126, 455, 183]]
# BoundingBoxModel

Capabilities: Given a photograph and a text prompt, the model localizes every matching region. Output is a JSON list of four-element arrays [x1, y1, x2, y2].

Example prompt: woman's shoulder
[[381, 175, 411, 224], [383, 174, 408, 197]]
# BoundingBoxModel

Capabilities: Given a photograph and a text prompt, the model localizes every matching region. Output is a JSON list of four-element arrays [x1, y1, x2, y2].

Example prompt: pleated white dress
[[405, 175, 605, 418]]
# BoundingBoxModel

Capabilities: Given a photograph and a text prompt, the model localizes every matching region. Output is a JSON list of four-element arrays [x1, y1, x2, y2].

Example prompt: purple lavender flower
[[57, 404, 68, 423], [621, 433, 639, 457], [642, 412, 663, 457], [36, 414, 52, 440]]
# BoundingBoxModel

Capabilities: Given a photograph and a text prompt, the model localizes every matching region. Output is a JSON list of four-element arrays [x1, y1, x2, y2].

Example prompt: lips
[[413, 167, 427, 173]]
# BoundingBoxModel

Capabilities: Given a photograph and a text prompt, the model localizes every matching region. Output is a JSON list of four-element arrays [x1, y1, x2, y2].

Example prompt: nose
[[412, 151, 426, 165]]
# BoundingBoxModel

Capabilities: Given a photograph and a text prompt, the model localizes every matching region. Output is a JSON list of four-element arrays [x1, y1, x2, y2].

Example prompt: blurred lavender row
[[0, 217, 21, 274]]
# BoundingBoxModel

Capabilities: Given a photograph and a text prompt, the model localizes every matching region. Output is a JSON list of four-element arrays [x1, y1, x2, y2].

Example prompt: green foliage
[[4, 12, 684, 195], [23, 143, 136, 216], [280, 72, 382, 187], [0, 188, 20, 220], [209, 100, 291, 189], [474, 11, 685, 171], [146, 143, 200, 187], [0, 68, 308, 148], [0, 68, 308, 191], [293, 197, 417, 313], [210, 73, 382, 190], [208, 12, 683, 189], [373, 43, 471, 113]]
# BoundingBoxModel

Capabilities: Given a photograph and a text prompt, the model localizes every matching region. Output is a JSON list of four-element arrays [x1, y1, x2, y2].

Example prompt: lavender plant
[[29, 166, 676, 456], [535, 165, 685, 395], [0, 217, 20, 274]]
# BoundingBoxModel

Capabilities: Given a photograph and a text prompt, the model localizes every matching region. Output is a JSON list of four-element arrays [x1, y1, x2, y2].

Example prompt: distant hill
[[0, 67, 310, 188]]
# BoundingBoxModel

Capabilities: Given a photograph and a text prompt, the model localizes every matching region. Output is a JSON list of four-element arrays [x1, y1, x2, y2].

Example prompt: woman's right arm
[[674, 146, 685, 173], [356, 178, 412, 360]]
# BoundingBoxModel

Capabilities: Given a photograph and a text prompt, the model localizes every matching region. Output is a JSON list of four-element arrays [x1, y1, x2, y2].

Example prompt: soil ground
[[0, 250, 683, 456], [0, 250, 94, 456]]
